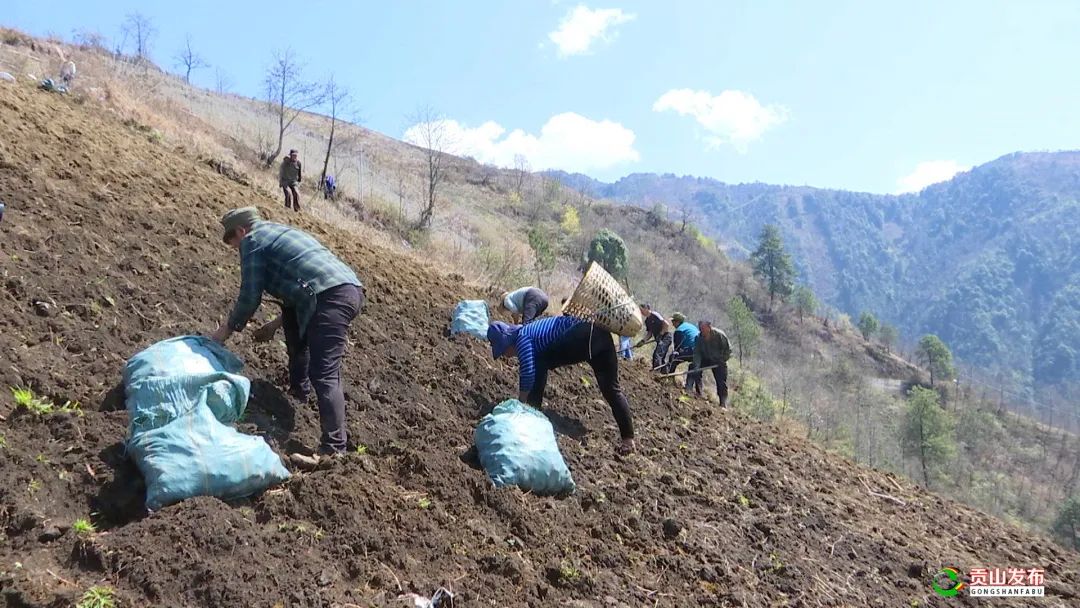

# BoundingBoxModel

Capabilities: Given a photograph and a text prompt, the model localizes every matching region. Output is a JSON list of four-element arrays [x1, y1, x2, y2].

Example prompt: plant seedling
[[558, 562, 582, 585], [72, 518, 97, 536], [77, 585, 115, 608], [354, 444, 368, 455], [11, 387, 53, 415], [418, 497, 432, 509]]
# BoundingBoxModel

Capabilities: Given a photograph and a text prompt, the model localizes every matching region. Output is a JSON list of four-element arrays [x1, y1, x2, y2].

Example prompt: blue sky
[[7, 0, 1080, 193]]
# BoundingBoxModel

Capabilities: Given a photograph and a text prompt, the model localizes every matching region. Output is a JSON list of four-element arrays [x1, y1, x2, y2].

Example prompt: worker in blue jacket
[[665, 312, 699, 379], [488, 317, 636, 454]]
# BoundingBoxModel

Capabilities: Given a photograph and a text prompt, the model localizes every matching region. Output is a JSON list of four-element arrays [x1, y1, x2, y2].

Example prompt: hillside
[[3, 54, 1080, 608], [548, 156, 1080, 407], [3, 25, 1080, 547]]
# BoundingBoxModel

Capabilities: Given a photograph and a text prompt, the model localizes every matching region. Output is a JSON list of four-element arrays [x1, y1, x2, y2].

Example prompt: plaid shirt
[[228, 222, 361, 337]]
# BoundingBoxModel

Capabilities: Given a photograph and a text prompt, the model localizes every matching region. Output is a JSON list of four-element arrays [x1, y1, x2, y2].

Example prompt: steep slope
[[1, 74, 1078, 607], [548, 153, 1080, 396]]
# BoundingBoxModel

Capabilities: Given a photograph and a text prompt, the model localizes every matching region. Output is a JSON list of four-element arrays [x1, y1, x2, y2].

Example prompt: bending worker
[[487, 316, 636, 454], [690, 320, 732, 405], [665, 312, 699, 378], [499, 285, 550, 325], [211, 207, 363, 464]]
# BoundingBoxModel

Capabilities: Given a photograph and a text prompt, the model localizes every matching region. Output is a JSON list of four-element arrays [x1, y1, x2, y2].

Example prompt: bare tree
[[214, 67, 233, 94], [395, 167, 410, 219], [122, 12, 156, 61], [174, 35, 208, 83], [406, 106, 450, 231], [513, 154, 531, 199], [676, 199, 697, 235], [319, 75, 351, 195], [263, 49, 325, 166]]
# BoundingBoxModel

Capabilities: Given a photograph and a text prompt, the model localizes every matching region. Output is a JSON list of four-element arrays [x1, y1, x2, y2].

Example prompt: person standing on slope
[[487, 317, 636, 454], [690, 320, 731, 405], [279, 149, 303, 212], [210, 207, 364, 465], [323, 174, 337, 200], [635, 303, 674, 371], [499, 286, 550, 325]]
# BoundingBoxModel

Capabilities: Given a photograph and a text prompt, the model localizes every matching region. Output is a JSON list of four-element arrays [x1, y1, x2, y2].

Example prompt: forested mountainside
[[550, 151, 1080, 398]]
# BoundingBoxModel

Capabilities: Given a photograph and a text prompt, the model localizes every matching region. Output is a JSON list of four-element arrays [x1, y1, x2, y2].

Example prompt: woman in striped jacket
[[487, 316, 636, 454]]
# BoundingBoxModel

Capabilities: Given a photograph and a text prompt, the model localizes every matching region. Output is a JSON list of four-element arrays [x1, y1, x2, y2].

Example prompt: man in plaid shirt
[[211, 207, 363, 464]]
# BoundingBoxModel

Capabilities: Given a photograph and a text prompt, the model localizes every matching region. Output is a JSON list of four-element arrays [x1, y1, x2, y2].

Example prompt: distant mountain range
[[549, 151, 1080, 394]]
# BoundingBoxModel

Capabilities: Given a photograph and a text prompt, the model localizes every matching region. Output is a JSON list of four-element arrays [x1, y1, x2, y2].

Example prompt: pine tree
[[727, 296, 761, 366], [793, 285, 818, 323], [583, 229, 628, 283], [901, 386, 955, 488], [750, 224, 795, 307], [917, 334, 955, 387], [857, 312, 879, 341]]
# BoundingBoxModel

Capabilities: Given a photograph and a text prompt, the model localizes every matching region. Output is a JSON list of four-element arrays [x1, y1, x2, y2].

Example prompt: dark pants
[[665, 345, 694, 374], [521, 288, 550, 325], [526, 322, 634, 439], [652, 332, 673, 370], [283, 184, 300, 211], [281, 284, 363, 453], [688, 359, 728, 405]]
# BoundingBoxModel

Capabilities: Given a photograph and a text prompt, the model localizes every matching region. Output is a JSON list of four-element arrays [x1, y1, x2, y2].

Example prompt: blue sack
[[123, 336, 290, 510], [451, 300, 490, 340], [474, 399, 575, 496]]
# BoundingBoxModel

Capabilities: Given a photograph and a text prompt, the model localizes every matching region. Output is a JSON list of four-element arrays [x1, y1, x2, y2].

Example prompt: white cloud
[[653, 88, 789, 152], [895, 160, 969, 193], [548, 5, 636, 58], [403, 112, 639, 173]]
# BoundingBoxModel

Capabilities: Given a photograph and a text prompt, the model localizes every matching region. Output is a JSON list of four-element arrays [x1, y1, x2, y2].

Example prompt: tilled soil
[[0, 84, 1077, 608]]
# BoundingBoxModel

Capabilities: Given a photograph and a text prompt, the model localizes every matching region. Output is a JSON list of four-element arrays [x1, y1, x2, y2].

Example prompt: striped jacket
[[516, 316, 585, 393]]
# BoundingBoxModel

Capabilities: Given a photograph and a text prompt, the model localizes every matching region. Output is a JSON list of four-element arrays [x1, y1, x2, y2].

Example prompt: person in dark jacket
[[635, 303, 673, 370], [279, 149, 302, 211], [665, 312, 700, 378], [689, 320, 732, 405], [500, 286, 550, 325], [210, 207, 363, 465], [488, 317, 636, 454]]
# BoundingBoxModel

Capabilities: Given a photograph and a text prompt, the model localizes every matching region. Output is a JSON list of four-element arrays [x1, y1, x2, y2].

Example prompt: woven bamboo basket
[[562, 262, 643, 337]]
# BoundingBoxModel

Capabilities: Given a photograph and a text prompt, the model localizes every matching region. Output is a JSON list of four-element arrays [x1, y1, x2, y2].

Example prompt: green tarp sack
[[451, 300, 490, 340], [474, 399, 575, 496], [123, 336, 290, 511]]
